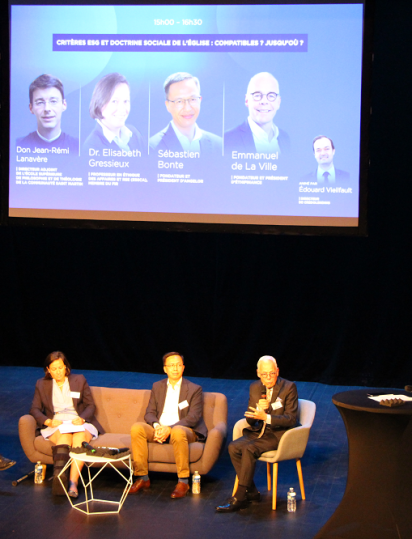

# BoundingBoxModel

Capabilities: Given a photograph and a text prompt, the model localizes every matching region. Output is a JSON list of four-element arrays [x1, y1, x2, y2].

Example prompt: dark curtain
[[0, 0, 411, 387]]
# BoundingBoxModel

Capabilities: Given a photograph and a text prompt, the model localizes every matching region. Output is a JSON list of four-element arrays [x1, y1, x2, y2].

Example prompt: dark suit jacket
[[149, 122, 222, 157], [302, 168, 350, 182], [224, 120, 290, 155], [30, 374, 104, 434], [82, 122, 145, 155], [144, 377, 208, 440], [245, 377, 298, 442]]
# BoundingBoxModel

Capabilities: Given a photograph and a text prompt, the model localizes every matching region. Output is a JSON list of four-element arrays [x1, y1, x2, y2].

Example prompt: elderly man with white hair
[[216, 355, 298, 512]]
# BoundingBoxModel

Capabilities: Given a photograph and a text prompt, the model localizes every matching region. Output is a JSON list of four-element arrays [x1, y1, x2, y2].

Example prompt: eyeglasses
[[33, 98, 62, 108], [249, 92, 278, 102], [165, 363, 184, 369], [167, 96, 201, 108], [259, 372, 277, 378]]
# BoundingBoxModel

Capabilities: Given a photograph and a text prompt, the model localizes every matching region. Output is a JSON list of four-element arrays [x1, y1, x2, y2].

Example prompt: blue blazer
[[224, 120, 290, 155], [149, 122, 222, 157]]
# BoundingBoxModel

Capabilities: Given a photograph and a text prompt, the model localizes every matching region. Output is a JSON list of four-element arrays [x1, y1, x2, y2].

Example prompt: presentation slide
[[9, 3, 364, 227]]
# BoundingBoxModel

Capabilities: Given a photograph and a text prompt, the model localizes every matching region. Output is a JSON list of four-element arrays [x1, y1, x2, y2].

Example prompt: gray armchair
[[232, 398, 316, 509]]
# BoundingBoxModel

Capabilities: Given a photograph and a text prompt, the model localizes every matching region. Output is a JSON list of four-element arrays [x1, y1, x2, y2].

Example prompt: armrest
[[233, 418, 248, 441], [195, 421, 227, 475], [276, 425, 311, 460], [18, 414, 39, 463]]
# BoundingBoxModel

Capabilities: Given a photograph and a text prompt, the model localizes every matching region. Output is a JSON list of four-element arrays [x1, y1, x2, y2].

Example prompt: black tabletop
[[332, 389, 412, 414]]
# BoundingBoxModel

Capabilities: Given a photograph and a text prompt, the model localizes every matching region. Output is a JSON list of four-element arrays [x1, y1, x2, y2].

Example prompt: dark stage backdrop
[[0, 0, 411, 387]]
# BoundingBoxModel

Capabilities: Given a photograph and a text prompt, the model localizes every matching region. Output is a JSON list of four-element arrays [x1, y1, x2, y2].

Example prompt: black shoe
[[216, 496, 249, 512], [0, 455, 16, 471], [246, 490, 261, 502]]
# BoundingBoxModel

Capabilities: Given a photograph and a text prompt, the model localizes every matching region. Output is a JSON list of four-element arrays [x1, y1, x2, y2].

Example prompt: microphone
[[260, 386, 268, 411], [81, 441, 129, 455], [82, 441, 96, 453]]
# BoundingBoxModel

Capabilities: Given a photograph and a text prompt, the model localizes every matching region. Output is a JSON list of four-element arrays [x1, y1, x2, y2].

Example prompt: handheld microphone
[[82, 441, 96, 453], [81, 442, 129, 455], [260, 386, 268, 411]]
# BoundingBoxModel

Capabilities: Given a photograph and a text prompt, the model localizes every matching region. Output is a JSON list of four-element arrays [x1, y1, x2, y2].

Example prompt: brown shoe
[[171, 481, 190, 499], [129, 478, 150, 494]]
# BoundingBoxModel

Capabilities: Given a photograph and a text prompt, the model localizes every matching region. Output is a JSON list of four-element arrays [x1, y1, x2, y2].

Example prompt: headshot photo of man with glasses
[[149, 72, 222, 157], [224, 72, 290, 156], [16, 74, 79, 154]]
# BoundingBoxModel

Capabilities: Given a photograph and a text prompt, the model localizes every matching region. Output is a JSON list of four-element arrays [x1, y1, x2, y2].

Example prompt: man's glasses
[[165, 363, 184, 369], [33, 98, 62, 108], [167, 96, 201, 109], [249, 92, 278, 102], [259, 372, 277, 378]]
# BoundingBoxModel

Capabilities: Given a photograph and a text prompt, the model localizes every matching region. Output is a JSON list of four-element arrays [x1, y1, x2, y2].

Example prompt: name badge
[[178, 400, 189, 410], [272, 397, 283, 410], [70, 391, 80, 399]]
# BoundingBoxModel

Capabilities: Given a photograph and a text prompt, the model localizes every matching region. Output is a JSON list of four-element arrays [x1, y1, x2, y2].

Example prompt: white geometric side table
[[59, 452, 133, 514]]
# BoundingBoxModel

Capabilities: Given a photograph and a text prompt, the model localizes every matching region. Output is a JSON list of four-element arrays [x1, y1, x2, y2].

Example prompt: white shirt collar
[[37, 129, 62, 143], [167, 377, 183, 390], [97, 119, 132, 145], [170, 121, 203, 144], [247, 116, 279, 143]]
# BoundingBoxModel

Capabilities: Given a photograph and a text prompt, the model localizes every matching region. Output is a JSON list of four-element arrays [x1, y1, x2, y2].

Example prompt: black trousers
[[228, 427, 280, 488]]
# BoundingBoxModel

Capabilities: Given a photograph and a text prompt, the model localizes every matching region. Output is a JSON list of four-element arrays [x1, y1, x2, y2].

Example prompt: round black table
[[315, 389, 412, 539]]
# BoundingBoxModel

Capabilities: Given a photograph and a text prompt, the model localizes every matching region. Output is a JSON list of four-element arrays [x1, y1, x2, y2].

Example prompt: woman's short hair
[[44, 351, 71, 379], [89, 73, 129, 120]]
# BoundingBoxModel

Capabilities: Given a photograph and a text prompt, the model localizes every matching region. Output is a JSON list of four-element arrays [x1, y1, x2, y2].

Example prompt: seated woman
[[83, 72, 144, 153], [30, 351, 104, 497]]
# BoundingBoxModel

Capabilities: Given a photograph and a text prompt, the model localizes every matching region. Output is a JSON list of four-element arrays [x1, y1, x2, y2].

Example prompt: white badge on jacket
[[271, 397, 283, 410], [178, 400, 189, 410], [70, 391, 80, 399]]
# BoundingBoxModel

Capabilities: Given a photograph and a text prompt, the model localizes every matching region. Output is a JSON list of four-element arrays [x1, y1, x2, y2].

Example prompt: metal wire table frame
[[59, 451, 133, 515]]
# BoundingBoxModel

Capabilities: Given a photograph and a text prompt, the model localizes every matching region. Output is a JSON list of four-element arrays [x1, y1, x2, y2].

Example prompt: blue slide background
[[9, 4, 363, 220]]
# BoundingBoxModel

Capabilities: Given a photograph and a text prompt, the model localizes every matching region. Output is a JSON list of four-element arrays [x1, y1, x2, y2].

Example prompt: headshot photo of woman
[[30, 351, 104, 498], [83, 72, 145, 153]]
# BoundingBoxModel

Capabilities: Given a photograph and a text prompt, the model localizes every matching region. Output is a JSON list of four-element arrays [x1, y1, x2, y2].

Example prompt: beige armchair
[[232, 398, 316, 509], [19, 387, 228, 475]]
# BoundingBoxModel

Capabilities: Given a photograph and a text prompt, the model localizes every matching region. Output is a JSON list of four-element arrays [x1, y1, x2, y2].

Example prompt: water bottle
[[34, 461, 43, 484], [192, 471, 201, 494], [287, 487, 296, 512]]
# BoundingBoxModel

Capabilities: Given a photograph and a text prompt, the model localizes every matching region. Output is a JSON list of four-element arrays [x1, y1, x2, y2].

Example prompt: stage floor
[[0, 366, 362, 539]]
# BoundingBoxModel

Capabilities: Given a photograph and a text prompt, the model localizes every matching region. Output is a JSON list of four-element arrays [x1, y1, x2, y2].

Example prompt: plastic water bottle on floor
[[192, 471, 201, 494], [287, 487, 296, 512], [34, 461, 43, 484]]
